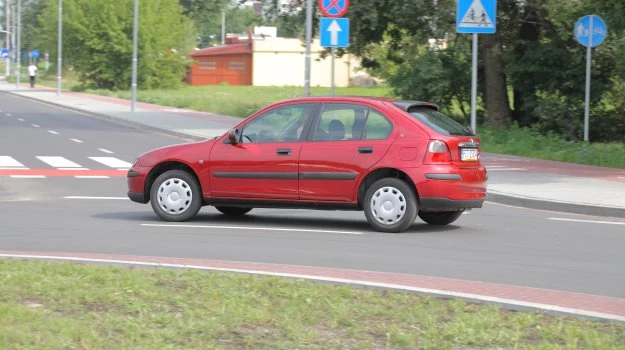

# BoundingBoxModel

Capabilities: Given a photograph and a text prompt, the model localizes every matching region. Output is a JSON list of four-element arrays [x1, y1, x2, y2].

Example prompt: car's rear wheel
[[215, 206, 253, 216], [418, 211, 463, 225], [364, 178, 418, 233], [150, 170, 202, 222]]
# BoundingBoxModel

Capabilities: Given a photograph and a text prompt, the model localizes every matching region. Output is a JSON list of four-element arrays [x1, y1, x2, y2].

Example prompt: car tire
[[418, 211, 463, 225], [364, 178, 418, 233], [150, 170, 202, 222], [215, 206, 253, 216]]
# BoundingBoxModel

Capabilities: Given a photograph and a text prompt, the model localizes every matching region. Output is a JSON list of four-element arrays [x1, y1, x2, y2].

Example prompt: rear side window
[[409, 108, 474, 136], [364, 110, 393, 140]]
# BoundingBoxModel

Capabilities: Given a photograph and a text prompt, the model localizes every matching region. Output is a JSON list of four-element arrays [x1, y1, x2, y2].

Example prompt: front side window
[[241, 104, 315, 143]]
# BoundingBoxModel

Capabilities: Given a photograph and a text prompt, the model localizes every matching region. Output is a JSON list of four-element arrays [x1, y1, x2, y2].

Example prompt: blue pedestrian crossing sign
[[320, 17, 349, 48], [457, 0, 496, 34], [574, 15, 607, 48]]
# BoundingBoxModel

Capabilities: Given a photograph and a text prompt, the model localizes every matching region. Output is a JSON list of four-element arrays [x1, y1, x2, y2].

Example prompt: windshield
[[408, 108, 474, 136]]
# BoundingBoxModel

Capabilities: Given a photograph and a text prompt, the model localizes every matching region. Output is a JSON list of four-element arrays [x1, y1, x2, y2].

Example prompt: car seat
[[328, 120, 345, 141]]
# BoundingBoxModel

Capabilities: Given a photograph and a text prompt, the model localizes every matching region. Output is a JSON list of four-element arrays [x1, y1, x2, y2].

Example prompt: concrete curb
[[0, 89, 206, 142], [487, 191, 625, 219]]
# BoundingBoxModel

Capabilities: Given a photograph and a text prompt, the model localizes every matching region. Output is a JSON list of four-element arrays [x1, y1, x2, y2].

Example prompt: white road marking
[[70, 138, 83, 143], [548, 218, 625, 226], [31, 124, 40, 128], [37, 156, 83, 169], [89, 157, 132, 169], [10, 175, 46, 178], [17, 118, 25, 122], [0, 156, 26, 168], [98, 148, 114, 154], [141, 223, 367, 235], [64, 196, 128, 200], [48, 130, 59, 135], [485, 168, 526, 171], [5, 113, 12, 116], [74, 176, 110, 179]]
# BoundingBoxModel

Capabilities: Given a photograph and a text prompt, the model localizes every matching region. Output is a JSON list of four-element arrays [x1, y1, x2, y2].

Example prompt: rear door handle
[[276, 148, 291, 156], [358, 147, 373, 154]]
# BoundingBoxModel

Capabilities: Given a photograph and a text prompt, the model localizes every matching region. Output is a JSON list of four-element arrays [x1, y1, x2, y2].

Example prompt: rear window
[[408, 108, 474, 136]]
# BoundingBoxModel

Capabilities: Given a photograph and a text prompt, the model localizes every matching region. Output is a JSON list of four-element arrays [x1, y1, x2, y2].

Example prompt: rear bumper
[[419, 197, 484, 211], [402, 165, 487, 209]]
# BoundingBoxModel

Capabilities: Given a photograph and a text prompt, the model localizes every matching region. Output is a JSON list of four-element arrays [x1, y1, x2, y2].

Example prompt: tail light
[[424, 140, 451, 164]]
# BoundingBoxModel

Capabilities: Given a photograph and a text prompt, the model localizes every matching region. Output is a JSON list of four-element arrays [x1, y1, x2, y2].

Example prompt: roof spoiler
[[392, 100, 439, 112]]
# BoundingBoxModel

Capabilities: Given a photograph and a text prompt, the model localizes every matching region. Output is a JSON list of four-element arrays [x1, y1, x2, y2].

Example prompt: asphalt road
[[1, 91, 624, 299]]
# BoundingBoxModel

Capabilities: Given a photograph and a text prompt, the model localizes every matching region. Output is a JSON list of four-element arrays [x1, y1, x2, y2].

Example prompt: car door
[[299, 103, 396, 202], [209, 103, 317, 199]]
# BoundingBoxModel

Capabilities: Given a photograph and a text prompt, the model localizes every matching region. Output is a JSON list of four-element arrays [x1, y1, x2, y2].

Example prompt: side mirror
[[227, 128, 240, 144]]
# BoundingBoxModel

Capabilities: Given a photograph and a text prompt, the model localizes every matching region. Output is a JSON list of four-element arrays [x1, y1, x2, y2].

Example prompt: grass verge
[[1, 259, 624, 349], [479, 124, 625, 169]]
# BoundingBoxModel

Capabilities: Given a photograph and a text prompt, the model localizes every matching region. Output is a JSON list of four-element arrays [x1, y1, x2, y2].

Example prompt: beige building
[[252, 37, 364, 87], [188, 36, 371, 88]]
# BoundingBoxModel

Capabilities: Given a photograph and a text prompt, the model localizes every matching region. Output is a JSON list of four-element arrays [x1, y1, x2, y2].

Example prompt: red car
[[128, 97, 487, 232]]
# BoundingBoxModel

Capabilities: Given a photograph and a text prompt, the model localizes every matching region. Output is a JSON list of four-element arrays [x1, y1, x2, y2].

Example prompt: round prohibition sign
[[319, 0, 349, 18]]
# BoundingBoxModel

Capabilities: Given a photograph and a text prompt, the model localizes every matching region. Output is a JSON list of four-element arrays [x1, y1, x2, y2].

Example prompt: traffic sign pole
[[471, 33, 478, 133], [330, 47, 335, 96], [583, 16, 593, 142]]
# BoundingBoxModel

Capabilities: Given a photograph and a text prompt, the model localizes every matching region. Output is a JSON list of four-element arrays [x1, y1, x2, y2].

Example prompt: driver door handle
[[276, 148, 291, 156]]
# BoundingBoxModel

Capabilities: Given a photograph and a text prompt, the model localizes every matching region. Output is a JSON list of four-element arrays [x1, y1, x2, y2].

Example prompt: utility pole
[[304, 0, 312, 96], [57, 0, 62, 95], [16, 0, 20, 88], [130, 0, 138, 111]]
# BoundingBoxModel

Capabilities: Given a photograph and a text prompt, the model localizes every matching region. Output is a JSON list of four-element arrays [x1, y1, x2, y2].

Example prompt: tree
[[37, 0, 194, 89]]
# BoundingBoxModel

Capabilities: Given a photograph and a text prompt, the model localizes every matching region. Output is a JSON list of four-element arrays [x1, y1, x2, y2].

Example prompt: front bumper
[[127, 166, 150, 203]]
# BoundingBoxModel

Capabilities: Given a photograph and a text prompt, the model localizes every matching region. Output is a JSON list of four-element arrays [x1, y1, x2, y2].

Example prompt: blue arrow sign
[[575, 15, 607, 48], [457, 0, 496, 34], [320, 17, 349, 48]]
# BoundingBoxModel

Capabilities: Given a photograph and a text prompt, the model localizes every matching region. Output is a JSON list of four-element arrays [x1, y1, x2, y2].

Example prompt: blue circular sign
[[0, 48, 8, 59], [575, 15, 608, 48], [31, 49, 40, 59]]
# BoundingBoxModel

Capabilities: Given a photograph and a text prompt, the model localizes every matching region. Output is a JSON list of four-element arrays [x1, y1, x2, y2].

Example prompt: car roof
[[279, 96, 439, 111]]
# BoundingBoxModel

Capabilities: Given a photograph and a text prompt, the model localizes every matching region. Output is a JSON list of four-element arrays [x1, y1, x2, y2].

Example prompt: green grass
[[479, 124, 625, 169], [1, 259, 624, 349]]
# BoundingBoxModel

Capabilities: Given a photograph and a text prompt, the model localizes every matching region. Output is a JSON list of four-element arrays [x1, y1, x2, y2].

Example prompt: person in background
[[28, 63, 38, 88]]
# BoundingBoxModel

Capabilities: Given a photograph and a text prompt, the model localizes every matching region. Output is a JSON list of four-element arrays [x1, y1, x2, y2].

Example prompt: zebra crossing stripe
[[0, 156, 27, 168], [89, 157, 132, 169], [36, 156, 84, 169]]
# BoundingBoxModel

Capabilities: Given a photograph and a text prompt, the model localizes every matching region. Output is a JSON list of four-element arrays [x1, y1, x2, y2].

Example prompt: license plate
[[460, 148, 479, 161]]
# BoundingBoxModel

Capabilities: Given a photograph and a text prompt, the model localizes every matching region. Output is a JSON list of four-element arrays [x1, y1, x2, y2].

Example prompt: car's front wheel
[[215, 206, 253, 216], [418, 211, 463, 225], [150, 170, 202, 222], [364, 178, 418, 233]]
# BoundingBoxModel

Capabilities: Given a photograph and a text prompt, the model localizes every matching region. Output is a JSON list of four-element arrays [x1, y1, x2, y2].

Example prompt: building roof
[[190, 43, 252, 57]]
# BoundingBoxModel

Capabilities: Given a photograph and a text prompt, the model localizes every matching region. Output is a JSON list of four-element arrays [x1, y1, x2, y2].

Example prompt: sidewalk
[[2, 82, 625, 218]]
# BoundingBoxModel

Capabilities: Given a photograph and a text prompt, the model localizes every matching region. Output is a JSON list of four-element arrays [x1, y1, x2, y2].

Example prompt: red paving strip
[[0, 169, 127, 177], [1, 250, 623, 322]]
